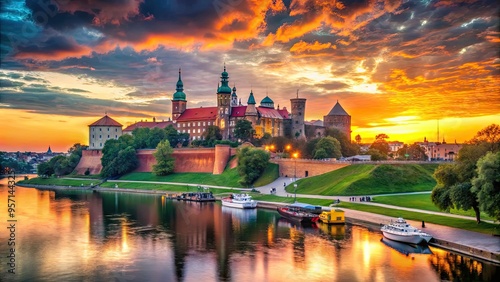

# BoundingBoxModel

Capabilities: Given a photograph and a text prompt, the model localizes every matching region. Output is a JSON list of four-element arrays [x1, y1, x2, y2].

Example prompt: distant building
[[415, 137, 462, 161], [123, 117, 173, 134], [88, 115, 123, 149], [388, 141, 404, 154], [323, 100, 352, 141]]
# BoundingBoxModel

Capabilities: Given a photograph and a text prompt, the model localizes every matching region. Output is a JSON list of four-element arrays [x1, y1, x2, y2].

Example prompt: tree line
[[431, 124, 500, 223]]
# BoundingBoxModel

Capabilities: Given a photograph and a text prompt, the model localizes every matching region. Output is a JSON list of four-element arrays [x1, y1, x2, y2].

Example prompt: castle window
[[115, 135, 117, 139], [198, 129, 200, 133], [188, 129, 190, 133], [107, 135, 109, 138], [92, 143, 94, 147], [99, 135, 101, 138], [188, 122, 190, 127], [100, 143, 102, 147], [92, 135, 94, 138], [99, 128, 102, 131], [115, 128, 117, 132], [107, 128, 109, 131], [92, 128, 94, 132], [203, 122, 206, 126], [198, 122, 200, 126]]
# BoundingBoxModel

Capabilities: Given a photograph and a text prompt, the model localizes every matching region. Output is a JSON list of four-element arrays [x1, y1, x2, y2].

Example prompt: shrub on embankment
[[289, 163, 439, 196]]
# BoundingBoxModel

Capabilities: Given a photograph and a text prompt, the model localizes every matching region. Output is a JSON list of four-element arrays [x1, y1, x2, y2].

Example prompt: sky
[[0, 0, 499, 152]]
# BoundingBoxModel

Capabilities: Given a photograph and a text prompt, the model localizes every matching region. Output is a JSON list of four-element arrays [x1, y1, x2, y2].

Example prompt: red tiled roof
[[231, 106, 247, 117], [257, 107, 284, 119], [176, 107, 218, 122], [277, 108, 290, 119], [88, 115, 122, 127], [123, 121, 173, 132]]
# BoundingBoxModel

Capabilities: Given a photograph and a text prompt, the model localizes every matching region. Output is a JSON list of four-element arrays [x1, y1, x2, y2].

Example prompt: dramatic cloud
[[0, 0, 499, 151]]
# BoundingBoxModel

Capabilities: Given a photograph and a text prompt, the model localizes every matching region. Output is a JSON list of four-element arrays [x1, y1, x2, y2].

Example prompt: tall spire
[[296, 89, 299, 98], [176, 67, 183, 92], [217, 64, 231, 93]]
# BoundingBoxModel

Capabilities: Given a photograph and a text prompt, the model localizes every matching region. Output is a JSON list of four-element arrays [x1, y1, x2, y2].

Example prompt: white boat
[[381, 217, 432, 244], [221, 193, 257, 209]]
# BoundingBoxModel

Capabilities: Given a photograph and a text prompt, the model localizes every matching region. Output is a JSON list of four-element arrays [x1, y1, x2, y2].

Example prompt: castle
[[87, 65, 352, 149], [170, 65, 351, 142]]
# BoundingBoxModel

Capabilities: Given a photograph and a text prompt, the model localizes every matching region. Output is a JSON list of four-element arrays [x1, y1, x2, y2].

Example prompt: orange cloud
[[289, 40, 336, 54]]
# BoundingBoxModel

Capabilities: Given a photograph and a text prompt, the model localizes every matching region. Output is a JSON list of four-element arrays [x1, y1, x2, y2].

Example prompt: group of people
[[349, 196, 372, 202], [270, 187, 277, 194]]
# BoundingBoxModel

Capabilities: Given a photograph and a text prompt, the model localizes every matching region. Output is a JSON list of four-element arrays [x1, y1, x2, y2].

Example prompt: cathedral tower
[[171, 68, 187, 120], [290, 90, 306, 139], [216, 65, 232, 139]]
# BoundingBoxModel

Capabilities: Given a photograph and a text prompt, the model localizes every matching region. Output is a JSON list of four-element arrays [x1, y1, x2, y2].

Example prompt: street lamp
[[294, 183, 297, 202]]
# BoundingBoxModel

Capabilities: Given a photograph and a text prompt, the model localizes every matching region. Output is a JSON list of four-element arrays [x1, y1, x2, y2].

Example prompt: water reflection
[[0, 182, 498, 282]]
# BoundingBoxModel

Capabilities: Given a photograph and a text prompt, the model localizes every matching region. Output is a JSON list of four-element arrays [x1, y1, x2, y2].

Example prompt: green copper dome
[[260, 95, 274, 106], [173, 68, 186, 101], [217, 65, 232, 94], [247, 91, 256, 105]]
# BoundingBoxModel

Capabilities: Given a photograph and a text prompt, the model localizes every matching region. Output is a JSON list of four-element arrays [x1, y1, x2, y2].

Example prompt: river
[[0, 177, 498, 281]]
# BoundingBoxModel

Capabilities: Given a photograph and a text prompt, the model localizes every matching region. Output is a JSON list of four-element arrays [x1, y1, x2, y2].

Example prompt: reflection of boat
[[221, 206, 257, 222], [221, 193, 257, 209], [381, 217, 432, 244], [381, 237, 433, 255], [277, 206, 319, 224], [318, 209, 345, 224], [317, 222, 346, 239], [176, 192, 215, 202]]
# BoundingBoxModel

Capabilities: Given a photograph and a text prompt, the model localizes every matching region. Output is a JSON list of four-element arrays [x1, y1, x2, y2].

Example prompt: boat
[[318, 209, 345, 224], [380, 237, 432, 255], [176, 192, 215, 202], [277, 206, 319, 224], [221, 193, 257, 209], [288, 202, 323, 214], [381, 217, 432, 244]]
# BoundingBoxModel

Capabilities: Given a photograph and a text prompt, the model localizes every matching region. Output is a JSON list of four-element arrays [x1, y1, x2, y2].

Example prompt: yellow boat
[[318, 209, 345, 224]]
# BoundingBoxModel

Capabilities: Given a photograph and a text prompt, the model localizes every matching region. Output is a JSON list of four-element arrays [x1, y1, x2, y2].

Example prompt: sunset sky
[[1, 0, 499, 152]]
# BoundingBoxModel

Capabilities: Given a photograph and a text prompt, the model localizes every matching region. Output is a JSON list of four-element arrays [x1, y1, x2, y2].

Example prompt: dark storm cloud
[[0, 78, 24, 87], [0, 88, 154, 117]]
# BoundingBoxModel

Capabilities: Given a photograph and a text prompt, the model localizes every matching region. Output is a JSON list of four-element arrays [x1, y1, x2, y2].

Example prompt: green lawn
[[287, 164, 439, 196], [372, 193, 495, 221], [100, 181, 236, 194], [18, 178, 96, 186], [337, 202, 499, 235], [119, 162, 279, 188]]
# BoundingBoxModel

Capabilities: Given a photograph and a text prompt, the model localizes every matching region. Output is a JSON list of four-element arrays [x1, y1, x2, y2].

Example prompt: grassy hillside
[[119, 162, 279, 188], [288, 163, 439, 196]]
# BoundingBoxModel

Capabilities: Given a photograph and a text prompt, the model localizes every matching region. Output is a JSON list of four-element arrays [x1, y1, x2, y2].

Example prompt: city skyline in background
[[1, 0, 499, 152]]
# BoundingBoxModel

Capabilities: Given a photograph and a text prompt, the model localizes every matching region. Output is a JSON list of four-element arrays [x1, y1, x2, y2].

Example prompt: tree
[[370, 138, 390, 156], [101, 135, 137, 177], [366, 148, 387, 161], [132, 127, 151, 149], [237, 147, 270, 186], [313, 136, 342, 159], [202, 125, 222, 147], [375, 133, 389, 141], [355, 134, 362, 144], [153, 140, 175, 176], [234, 120, 254, 142], [325, 127, 359, 157], [165, 125, 189, 147], [469, 124, 500, 151], [397, 144, 427, 161], [146, 127, 167, 148], [472, 151, 500, 221], [431, 124, 500, 223], [37, 162, 54, 177]]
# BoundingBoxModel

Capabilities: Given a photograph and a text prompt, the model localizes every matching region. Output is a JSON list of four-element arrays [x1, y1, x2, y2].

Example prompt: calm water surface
[[0, 177, 498, 281]]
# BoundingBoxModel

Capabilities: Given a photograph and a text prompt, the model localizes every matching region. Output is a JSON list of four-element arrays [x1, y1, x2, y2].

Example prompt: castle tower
[[290, 90, 306, 139], [244, 90, 257, 125], [171, 68, 187, 120], [323, 100, 351, 141], [230, 85, 238, 107], [216, 64, 232, 139]]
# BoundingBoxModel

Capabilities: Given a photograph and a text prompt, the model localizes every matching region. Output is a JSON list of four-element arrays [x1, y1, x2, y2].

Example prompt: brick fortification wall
[[272, 159, 350, 178], [76, 147, 238, 175], [213, 145, 231, 174], [135, 148, 220, 173], [74, 150, 103, 174]]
